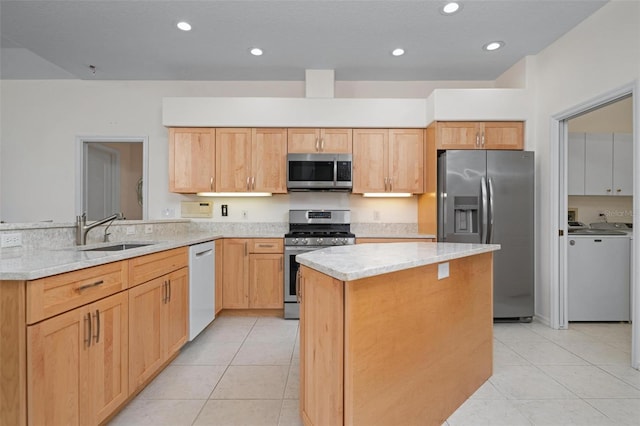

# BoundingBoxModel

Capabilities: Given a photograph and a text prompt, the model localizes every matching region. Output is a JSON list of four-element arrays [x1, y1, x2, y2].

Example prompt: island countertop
[[296, 241, 500, 281]]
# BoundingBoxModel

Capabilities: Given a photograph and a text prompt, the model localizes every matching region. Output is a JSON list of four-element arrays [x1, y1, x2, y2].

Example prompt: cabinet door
[[27, 307, 89, 426], [287, 128, 321, 153], [89, 292, 129, 425], [164, 267, 189, 358], [252, 128, 287, 193], [320, 128, 352, 153], [436, 122, 479, 149], [249, 253, 284, 308], [585, 133, 613, 195], [482, 122, 524, 150], [169, 128, 216, 193], [568, 133, 586, 195], [128, 278, 164, 393], [613, 133, 633, 195], [216, 128, 252, 192], [215, 239, 224, 315], [352, 129, 388, 193], [222, 239, 250, 308], [388, 129, 424, 193]]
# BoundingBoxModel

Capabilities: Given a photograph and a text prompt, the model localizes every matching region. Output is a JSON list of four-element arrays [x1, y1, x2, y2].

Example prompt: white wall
[[0, 80, 490, 223], [512, 0, 640, 323]]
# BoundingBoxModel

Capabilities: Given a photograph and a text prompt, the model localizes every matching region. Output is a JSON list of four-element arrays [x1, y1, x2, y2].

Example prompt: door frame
[[75, 136, 149, 220], [83, 143, 120, 219], [550, 81, 639, 369]]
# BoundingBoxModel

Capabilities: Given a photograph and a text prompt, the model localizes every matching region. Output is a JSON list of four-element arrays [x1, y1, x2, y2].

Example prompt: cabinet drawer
[[250, 239, 283, 253], [26, 261, 127, 324], [129, 247, 188, 288]]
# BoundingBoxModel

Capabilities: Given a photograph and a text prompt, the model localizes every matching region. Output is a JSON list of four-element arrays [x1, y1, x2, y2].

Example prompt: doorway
[[75, 136, 149, 221], [553, 84, 638, 370]]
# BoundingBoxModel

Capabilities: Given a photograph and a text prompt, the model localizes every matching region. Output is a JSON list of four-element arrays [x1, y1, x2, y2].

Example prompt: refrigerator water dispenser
[[453, 196, 478, 234]]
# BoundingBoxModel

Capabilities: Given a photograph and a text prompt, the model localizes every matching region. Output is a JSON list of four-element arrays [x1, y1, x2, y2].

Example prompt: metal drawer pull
[[257, 244, 274, 248], [84, 312, 92, 347], [168, 279, 172, 302], [252, 176, 256, 190], [162, 280, 168, 303], [77, 279, 104, 291], [93, 310, 100, 344]]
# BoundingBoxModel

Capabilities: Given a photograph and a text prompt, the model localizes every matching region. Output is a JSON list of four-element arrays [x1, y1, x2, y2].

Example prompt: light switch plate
[[438, 262, 450, 280]]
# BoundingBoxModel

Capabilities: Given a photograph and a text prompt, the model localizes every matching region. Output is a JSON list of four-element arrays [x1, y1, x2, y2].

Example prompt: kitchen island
[[296, 242, 500, 426]]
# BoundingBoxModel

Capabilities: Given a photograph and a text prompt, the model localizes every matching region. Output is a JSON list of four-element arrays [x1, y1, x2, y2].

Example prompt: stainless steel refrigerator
[[438, 150, 535, 320]]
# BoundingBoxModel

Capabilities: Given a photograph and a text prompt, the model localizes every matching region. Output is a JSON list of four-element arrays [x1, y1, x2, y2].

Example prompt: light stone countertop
[[0, 232, 222, 281], [296, 242, 500, 281]]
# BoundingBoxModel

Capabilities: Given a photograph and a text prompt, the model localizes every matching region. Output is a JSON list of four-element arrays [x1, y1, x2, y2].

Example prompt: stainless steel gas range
[[284, 209, 355, 319]]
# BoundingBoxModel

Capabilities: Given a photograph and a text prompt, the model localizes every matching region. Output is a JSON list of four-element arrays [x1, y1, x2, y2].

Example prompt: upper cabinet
[[352, 128, 424, 194], [287, 128, 352, 153], [216, 128, 287, 193], [169, 128, 216, 193], [570, 132, 632, 196], [436, 121, 524, 150]]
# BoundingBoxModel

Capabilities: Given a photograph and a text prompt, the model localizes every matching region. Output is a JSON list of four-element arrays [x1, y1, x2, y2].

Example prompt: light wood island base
[[299, 252, 494, 426]]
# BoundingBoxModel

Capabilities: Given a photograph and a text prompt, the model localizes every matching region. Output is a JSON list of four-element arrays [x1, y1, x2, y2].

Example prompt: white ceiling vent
[[305, 69, 335, 98]]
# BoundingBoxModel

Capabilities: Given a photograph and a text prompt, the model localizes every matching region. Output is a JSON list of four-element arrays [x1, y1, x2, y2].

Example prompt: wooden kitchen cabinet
[[435, 121, 524, 150], [27, 291, 128, 426], [352, 128, 424, 194], [216, 128, 287, 193], [222, 238, 283, 310], [583, 132, 633, 196], [215, 239, 223, 315], [169, 128, 216, 193], [287, 128, 352, 153], [128, 267, 188, 393]]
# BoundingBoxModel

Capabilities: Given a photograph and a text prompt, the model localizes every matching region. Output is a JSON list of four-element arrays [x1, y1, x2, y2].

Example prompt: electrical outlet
[[221, 204, 228, 217], [145, 224, 153, 234], [1, 233, 22, 248], [242, 210, 248, 220], [126, 226, 136, 235]]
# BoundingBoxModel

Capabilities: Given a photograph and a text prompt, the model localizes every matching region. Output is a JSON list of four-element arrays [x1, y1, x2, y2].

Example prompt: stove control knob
[[301, 238, 308, 245], [331, 238, 338, 245], [291, 238, 298, 245], [341, 238, 348, 245], [317, 238, 324, 245]]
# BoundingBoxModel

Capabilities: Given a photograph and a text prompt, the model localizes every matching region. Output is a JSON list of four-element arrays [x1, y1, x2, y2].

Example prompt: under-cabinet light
[[362, 193, 413, 198], [196, 192, 272, 197]]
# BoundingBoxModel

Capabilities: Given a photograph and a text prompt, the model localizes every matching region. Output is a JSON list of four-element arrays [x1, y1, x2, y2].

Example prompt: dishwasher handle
[[195, 249, 213, 257]]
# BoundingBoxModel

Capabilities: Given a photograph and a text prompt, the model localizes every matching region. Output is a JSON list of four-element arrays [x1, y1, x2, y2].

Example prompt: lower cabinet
[[27, 291, 129, 426], [128, 267, 188, 392], [222, 238, 283, 309]]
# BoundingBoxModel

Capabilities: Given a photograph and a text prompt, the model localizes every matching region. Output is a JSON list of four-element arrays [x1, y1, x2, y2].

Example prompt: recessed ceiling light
[[441, 2, 461, 15], [483, 41, 505, 51], [250, 47, 263, 56], [177, 21, 192, 31], [391, 48, 405, 57]]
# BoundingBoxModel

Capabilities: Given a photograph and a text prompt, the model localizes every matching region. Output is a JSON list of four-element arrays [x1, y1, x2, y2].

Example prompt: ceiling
[[0, 0, 608, 81]]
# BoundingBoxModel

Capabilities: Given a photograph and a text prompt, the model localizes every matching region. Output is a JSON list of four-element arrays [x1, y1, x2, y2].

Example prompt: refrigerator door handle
[[480, 177, 488, 244], [487, 177, 495, 244]]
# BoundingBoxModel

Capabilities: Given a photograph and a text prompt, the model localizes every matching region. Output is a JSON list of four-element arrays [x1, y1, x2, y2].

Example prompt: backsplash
[[0, 220, 423, 250]]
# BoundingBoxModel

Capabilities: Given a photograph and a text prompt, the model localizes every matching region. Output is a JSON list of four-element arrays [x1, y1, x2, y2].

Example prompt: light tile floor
[[109, 317, 639, 426]]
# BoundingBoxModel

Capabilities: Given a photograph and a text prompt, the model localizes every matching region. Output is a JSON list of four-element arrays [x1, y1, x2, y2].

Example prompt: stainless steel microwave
[[287, 153, 352, 191]]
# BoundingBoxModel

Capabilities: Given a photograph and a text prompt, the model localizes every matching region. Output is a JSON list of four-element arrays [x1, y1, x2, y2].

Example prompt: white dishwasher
[[568, 235, 630, 321], [189, 241, 215, 340]]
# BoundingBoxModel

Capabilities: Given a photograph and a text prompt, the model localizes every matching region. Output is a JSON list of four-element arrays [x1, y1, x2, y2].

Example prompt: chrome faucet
[[76, 212, 122, 245]]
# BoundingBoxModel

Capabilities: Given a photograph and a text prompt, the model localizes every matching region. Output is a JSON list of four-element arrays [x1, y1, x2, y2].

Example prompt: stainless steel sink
[[81, 243, 154, 251]]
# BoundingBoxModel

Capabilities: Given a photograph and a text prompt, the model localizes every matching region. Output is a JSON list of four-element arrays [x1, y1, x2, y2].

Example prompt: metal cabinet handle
[[77, 279, 104, 292], [320, 138, 325, 151], [389, 177, 393, 191], [84, 312, 92, 347], [246, 176, 250, 191], [168, 279, 172, 302], [315, 138, 320, 152], [162, 280, 167, 303], [252, 176, 256, 190], [481, 133, 485, 147], [384, 177, 388, 191], [93, 309, 100, 344], [476, 132, 480, 147], [606, 189, 612, 193], [258, 244, 274, 248], [210, 177, 214, 191], [616, 189, 621, 193]]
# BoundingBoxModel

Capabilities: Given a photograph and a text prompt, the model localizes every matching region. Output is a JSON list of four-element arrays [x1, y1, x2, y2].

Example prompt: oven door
[[284, 246, 318, 319]]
